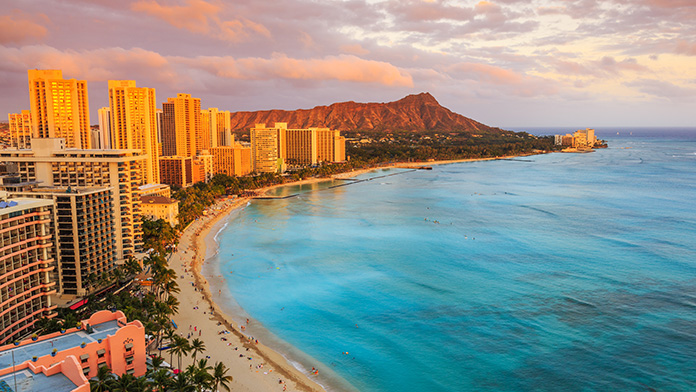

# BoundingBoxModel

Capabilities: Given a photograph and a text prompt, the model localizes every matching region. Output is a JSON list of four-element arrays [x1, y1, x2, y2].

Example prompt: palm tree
[[163, 328, 178, 364], [89, 366, 115, 392], [149, 368, 174, 391], [170, 335, 191, 370], [146, 355, 166, 377], [186, 359, 213, 392], [109, 372, 137, 392], [212, 361, 234, 392], [170, 372, 195, 392], [189, 338, 206, 362], [59, 312, 78, 331], [124, 256, 143, 277]]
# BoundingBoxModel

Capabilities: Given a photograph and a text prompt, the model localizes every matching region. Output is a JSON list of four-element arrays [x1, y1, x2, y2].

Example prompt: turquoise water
[[209, 135, 696, 391]]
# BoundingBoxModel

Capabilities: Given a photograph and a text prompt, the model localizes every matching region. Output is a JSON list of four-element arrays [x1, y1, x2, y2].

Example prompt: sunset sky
[[1, 0, 694, 128]]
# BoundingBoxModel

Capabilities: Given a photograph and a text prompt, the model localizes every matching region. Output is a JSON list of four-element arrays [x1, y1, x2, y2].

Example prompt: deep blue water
[[207, 132, 696, 392]]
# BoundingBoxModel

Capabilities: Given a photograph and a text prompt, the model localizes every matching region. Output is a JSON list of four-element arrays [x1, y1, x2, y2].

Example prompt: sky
[[1, 0, 695, 128]]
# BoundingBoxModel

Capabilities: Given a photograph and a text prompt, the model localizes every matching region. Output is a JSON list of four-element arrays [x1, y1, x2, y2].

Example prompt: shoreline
[[172, 153, 542, 391], [170, 194, 326, 392]]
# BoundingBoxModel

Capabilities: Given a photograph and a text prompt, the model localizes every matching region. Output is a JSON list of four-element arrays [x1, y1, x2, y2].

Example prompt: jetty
[[253, 194, 299, 200]]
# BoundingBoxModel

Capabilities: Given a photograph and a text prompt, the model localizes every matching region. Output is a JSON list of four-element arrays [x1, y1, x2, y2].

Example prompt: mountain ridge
[[228, 93, 504, 134]]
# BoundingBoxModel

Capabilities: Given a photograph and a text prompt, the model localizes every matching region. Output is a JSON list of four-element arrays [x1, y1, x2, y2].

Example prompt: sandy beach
[[170, 193, 326, 392], [169, 154, 541, 391]]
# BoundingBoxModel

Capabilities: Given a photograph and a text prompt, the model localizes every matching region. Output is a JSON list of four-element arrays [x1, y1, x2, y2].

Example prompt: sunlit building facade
[[8, 110, 32, 150], [212, 144, 252, 177], [0, 193, 57, 343], [97, 107, 112, 150], [250, 122, 346, 172], [108, 80, 160, 185], [27, 70, 90, 149], [13, 186, 116, 297], [159, 156, 193, 188], [0, 310, 148, 387], [0, 138, 145, 261]]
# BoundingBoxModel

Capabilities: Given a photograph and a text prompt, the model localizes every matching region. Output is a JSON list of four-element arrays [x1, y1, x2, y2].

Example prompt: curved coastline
[[174, 154, 542, 391], [171, 193, 327, 392]]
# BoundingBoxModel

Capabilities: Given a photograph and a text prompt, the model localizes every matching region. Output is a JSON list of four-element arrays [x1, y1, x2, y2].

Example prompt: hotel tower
[[0, 192, 57, 343], [108, 80, 160, 184], [27, 70, 91, 149]]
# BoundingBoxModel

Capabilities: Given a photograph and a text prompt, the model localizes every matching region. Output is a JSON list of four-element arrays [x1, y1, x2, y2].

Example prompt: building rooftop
[[141, 196, 178, 205], [0, 196, 52, 215], [0, 367, 77, 391], [0, 320, 120, 371], [138, 183, 168, 191]]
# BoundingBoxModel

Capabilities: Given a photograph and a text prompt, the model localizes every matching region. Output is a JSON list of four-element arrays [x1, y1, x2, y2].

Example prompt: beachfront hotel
[[250, 122, 347, 173], [140, 195, 179, 227], [7, 110, 32, 150], [108, 80, 161, 185], [554, 128, 597, 148], [0, 310, 147, 390], [0, 192, 57, 344], [11, 186, 117, 297], [0, 138, 145, 261], [212, 144, 252, 177], [27, 70, 91, 149], [138, 183, 171, 198]]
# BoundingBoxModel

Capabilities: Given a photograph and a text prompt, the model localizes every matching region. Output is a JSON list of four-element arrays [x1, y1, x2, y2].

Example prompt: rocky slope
[[228, 93, 503, 134]]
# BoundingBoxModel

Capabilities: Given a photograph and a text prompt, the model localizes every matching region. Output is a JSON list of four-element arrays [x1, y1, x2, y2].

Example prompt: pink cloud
[[447, 62, 522, 85], [131, 0, 269, 42], [0, 45, 179, 84], [445, 62, 558, 97], [131, 0, 218, 34], [176, 54, 414, 87], [340, 44, 370, 56], [552, 56, 649, 78], [0, 10, 49, 44], [675, 40, 696, 56]]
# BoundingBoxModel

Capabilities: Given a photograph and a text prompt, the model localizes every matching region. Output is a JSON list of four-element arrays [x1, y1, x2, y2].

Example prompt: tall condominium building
[[200, 108, 233, 148], [13, 186, 116, 297], [201, 108, 217, 150], [216, 110, 233, 146], [0, 192, 57, 344], [250, 123, 346, 172], [155, 108, 163, 156], [27, 69, 91, 149], [160, 102, 176, 156], [0, 138, 145, 261], [250, 124, 283, 173], [212, 144, 252, 177], [161, 94, 201, 158], [8, 110, 32, 149], [159, 156, 193, 188], [97, 107, 112, 149], [108, 80, 160, 185]]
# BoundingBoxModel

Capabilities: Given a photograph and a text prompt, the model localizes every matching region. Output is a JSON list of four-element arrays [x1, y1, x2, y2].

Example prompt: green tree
[[170, 335, 191, 370], [212, 361, 234, 392], [189, 338, 206, 363], [89, 366, 115, 392]]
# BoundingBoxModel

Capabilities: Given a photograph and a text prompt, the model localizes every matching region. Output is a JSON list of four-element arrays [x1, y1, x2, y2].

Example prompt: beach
[[169, 191, 327, 392], [169, 155, 543, 391]]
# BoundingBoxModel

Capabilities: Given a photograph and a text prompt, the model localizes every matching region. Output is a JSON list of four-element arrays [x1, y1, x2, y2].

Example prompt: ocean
[[205, 129, 696, 392]]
